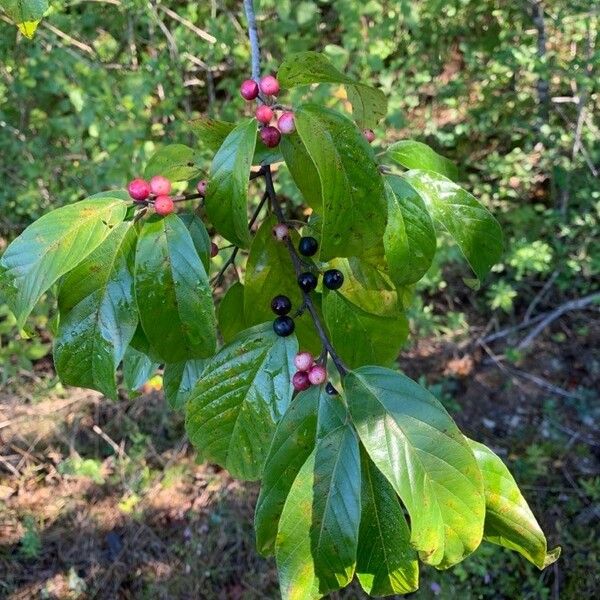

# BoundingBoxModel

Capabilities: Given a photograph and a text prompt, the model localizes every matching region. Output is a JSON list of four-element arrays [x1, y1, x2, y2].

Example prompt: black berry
[[325, 382, 339, 396], [273, 315, 295, 337], [271, 295, 292, 316], [297, 272, 318, 293], [298, 236, 318, 257], [323, 269, 344, 290]]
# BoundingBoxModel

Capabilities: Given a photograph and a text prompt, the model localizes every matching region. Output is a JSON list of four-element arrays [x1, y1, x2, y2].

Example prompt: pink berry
[[308, 365, 327, 386], [240, 79, 259, 101], [154, 195, 174, 216], [127, 178, 151, 202], [278, 112, 295, 134], [272, 223, 289, 242], [197, 179, 208, 196], [292, 371, 311, 392], [149, 175, 171, 196], [260, 126, 281, 148], [363, 129, 376, 143], [294, 352, 314, 372], [256, 105, 274, 125], [210, 242, 219, 258], [259, 75, 280, 96]]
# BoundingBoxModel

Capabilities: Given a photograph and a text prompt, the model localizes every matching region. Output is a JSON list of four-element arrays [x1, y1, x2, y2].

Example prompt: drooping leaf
[[278, 51, 387, 127], [128, 323, 162, 363], [185, 324, 297, 480], [279, 134, 322, 210], [356, 448, 419, 596], [387, 140, 459, 180], [323, 290, 408, 368], [345, 366, 485, 568], [294, 105, 387, 260], [275, 393, 361, 598], [0, 193, 128, 328], [122, 346, 158, 392], [384, 176, 437, 286], [218, 282, 248, 344], [244, 216, 321, 354], [322, 258, 408, 368], [135, 214, 216, 362], [402, 170, 503, 281], [164, 360, 206, 410], [468, 439, 561, 569], [54, 222, 138, 399], [178, 212, 211, 271], [255, 386, 320, 555], [144, 144, 202, 181], [205, 118, 257, 248], [1, 0, 48, 38]]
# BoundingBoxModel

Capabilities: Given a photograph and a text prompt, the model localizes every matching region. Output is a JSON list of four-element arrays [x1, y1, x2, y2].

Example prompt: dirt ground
[[1, 312, 599, 599]]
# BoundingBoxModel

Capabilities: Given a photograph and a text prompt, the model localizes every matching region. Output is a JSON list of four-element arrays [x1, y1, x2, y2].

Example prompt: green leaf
[[468, 439, 561, 569], [185, 324, 297, 480], [345, 366, 485, 568], [278, 51, 387, 127], [0, 193, 128, 328], [275, 392, 361, 598], [54, 222, 138, 399], [387, 140, 458, 180], [279, 133, 322, 210], [244, 216, 321, 354], [294, 105, 387, 260], [402, 170, 503, 281], [255, 386, 320, 556], [122, 346, 158, 392], [135, 214, 216, 362], [178, 212, 211, 272], [144, 144, 202, 181], [356, 448, 419, 596], [164, 360, 206, 410], [384, 176, 436, 286], [205, 118, 257, 248], [321, 258, 407, 368], [1, 0, 48, 38], [191, 116, 281, 165], [323, 290, 407, 368], [218, 282, 247, 344]]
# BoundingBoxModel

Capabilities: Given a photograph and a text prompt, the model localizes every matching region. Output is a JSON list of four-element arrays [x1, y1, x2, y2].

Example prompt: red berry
[[272, 223, 289, 241], [292, 371, 311, 392], [363, 129, 376, 143], [256, 105, 274, 125], [278, 112, 295, 134], [260, 126, 281, 148], [259, 75, 280, 96], [308, 365, 327, 385], [128, 178, 151, 202], [240, 79, 259, 101], [294, 352, 314, 372], [149, 175, 171, 196], [154, 195, 174, 216], [210, 242, 219, 258], [197, 179, 208, 196]]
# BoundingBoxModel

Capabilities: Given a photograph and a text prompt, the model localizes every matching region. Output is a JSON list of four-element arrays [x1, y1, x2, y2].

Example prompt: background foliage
[[0, 0, 598, 598]]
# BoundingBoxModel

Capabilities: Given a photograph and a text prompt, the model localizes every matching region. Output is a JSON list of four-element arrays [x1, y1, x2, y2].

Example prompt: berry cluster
[[240, 75, 295, 149], [292, 351, 326, 391], [270, 234, 345, 339], [127, 175, 175, 215]]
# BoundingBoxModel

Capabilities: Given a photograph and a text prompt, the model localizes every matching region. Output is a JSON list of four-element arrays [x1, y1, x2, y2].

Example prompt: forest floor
[[1, 309, 599, 599]]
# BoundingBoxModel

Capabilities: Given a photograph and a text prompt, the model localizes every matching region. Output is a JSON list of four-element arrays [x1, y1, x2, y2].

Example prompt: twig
[[211, 191, 268, 286], [156, 4, 217, 44], [523, 270, 559, 323], [243, 0, 262, 82], [518, 291, 600, 349], [264, 169, 349, 377]]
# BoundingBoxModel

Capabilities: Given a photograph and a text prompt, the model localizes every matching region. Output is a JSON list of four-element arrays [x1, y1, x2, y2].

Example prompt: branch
[[243, 0, 261, 82], [517, 291, 600, 349], [264, 168, 348, 377]]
